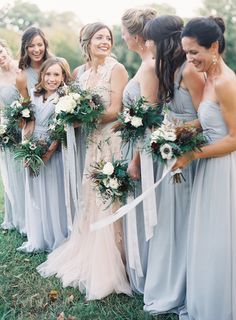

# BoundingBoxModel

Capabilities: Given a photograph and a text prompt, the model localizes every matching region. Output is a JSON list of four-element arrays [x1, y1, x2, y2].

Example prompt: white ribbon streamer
[[90, 158, 176, 231]]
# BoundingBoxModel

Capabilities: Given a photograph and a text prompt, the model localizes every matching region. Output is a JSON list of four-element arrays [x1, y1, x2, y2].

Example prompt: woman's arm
[[139, 61, 159, 104], [172, 76, 236, 170], [99, 63, 128, 124], [16, 71, 30, 99]]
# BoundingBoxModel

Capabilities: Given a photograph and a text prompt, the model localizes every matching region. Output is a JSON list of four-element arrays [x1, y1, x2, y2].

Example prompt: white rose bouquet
[[146, 117, 207, 182], [54, 82, 105, 136], [4, 97, 35, 128], [89, 159, 135, 207], [13, 138, 49, 177], [113, 96, 163, 146]]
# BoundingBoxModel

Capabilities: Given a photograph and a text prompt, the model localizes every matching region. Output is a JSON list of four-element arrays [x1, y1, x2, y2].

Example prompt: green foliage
[[199, 0, 236, 71]]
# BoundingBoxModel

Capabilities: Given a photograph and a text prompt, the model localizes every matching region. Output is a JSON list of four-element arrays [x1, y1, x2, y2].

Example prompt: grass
[[0, 180, 178, 320]]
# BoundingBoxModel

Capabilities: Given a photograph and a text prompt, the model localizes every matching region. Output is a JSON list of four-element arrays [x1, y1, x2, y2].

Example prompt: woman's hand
[[42, 140, 59, 164], [172, 152, 195, 172], [127, 159, 141, 180]]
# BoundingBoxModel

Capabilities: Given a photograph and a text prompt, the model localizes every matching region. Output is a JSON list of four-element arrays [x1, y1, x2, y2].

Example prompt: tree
[[199, 0, 236, 71]]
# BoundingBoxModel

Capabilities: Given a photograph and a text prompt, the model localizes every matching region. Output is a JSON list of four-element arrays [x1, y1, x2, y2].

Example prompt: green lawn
[[0, 180, 178, 320]]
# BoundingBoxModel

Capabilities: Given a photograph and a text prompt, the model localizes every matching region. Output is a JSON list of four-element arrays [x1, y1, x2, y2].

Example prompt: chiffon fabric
[[185, 100, 236, 320], [144, 62, 197, 316], [17, 91, 68, 252], [37, 57, 131, 300], [0, 84, 26, 234]]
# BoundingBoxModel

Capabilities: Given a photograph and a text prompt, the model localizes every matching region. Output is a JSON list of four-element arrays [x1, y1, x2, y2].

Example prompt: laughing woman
[[37, 22, 131, 300], [173, 16, 236, 320]]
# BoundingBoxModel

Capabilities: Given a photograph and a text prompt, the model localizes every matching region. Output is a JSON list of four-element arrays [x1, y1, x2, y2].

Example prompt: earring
[[212, 55, 217, 65]]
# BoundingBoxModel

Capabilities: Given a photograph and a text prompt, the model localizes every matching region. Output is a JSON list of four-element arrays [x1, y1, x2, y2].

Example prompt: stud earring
[[212, 55, 217, 65]]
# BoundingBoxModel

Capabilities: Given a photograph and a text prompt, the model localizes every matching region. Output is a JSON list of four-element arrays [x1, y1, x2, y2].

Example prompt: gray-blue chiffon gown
[[185, 100, 236, 320], [0, 84, 26, 234], [17, 92, 68, 252], [122, 79, 149, 294], [144, 62, 197, 315]]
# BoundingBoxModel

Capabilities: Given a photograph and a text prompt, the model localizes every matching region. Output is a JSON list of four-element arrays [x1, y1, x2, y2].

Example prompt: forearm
[[99, 109, 119, 124], [194, 135, 236, 159]]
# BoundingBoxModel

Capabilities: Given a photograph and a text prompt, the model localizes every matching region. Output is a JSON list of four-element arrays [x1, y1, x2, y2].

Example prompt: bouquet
[[0, 123, 21, 150], [47, 116, 67, 147], [113, 96, 163, 145], [14, 138, 49, 177], [89, 159, 135, 207], [4, 98, 35, 128], [54, 83, 105, 135], [147, 118, 207, 183]]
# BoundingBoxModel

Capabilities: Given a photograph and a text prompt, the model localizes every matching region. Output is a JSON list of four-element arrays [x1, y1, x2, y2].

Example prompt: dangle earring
[[212, 55, 217, 65]]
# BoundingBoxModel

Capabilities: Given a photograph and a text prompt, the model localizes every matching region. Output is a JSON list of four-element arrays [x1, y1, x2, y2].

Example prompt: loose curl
[[19, 26, 51, 70], [144, 15, 186, 102]]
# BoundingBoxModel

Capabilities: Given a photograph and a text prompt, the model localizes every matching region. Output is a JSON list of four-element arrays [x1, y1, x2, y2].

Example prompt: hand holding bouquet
[[147, 117, 207, 183], [89, 159, 135, 207], [54, 83, 105, 135], [4, 98, 35, 128], [14, 138, 49, 177], [113, 96, 163, 145]]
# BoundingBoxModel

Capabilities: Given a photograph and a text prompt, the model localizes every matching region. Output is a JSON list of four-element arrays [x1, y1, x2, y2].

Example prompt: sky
[[1, 0, 203, 26]]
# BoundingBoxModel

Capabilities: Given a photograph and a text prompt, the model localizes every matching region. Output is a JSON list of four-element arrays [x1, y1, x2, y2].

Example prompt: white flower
[[131, 116, 143, 128], [0, 125, 7, 135], [55, 95, 77, 114], [102, 178, 110, 188], [21, 108, 31, 118], [3, 136, 9, 144], [109, 178, 119, 189], [102, 162, 114, 175], [10, 100, 22, 109], [140, 103, 149, 111], [124, 115, 131, 123], [29, 142, 37, 150], [151, 129, 165, 140], [22, 140, 29, 145], [160, 143, 173, 160], [49, 124, 56, 131], [70, 93, 81, 101], [163, 130, 176, 141]]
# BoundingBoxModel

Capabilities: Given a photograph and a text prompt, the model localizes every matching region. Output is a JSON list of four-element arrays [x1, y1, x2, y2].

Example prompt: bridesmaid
[[173, 16, 236, 320], [120, 7, 158, 293], [37, 22, 131, 301], [0, 39, 25, 234], [141, 15, 204, 316], [17, 57, 71, 253]]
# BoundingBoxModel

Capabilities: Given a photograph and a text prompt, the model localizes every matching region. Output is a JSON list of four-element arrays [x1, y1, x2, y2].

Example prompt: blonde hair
[[79, 22, 113, 61], [121, 7, 157, 37], [35, 57, 72, 96], [0, 39, 13, 57]]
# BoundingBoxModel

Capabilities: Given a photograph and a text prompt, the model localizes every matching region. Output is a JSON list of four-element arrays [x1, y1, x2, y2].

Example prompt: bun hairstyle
[[121, 7, 157, 37], [181, 16, 225, 53]]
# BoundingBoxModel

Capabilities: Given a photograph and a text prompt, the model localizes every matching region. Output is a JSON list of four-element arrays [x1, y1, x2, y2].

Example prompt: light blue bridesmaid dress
[[17, 91, 68, 252], [185, 100, 236, 320], [144, 62, 197, 316], [122, 79, 148, 294], [0, 84, 26, 234]]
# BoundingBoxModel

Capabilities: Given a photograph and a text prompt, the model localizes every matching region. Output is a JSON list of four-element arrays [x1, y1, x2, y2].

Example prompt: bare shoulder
[[183, 62, 202, 79], [112, 62, 128, 79], [16, 69, 27, 85], [215, 68, 236, 98]]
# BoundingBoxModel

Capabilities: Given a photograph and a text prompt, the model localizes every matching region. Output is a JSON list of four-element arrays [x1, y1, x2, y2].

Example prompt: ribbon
[[90, 158, 176, 231]]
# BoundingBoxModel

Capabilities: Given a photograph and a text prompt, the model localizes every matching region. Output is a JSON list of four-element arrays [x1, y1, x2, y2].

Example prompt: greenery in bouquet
[[13, 138, 49, 177], [89, 159, 135, 207], [54, 83, 105, 135], [113, 96, 164, 146], [147, 117, 207, 182], [48, 115, 67, 147], [0, 123, 21, 150], [4, 98, 35, 128]]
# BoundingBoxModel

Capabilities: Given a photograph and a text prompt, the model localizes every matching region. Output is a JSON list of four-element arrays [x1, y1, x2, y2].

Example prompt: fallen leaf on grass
[[48, 290, 59, 302]]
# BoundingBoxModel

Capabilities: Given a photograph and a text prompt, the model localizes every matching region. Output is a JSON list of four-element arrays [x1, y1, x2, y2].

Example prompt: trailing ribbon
[[90, 158, 176, 231]]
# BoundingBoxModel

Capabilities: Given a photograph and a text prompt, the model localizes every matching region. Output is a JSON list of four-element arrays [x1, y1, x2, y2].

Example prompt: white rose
[[102, 162, 114, 175], [10, 100, 22, 109], [70, 93, 81, 101], [131, 116, 143, 128], [55, 95, 77, 114], [151, 129, 165, 140], [102, 178, 110, 188], [163, 130, 176, 141], [21, 108, 31, 118], [0, 125, 7, 135], [160, 143, 173, 160], [22, 140, 29, 145], [109, 178, 119, 190]]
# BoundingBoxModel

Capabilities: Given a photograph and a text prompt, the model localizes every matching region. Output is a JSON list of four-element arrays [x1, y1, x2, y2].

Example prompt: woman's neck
[[30, 61, 42, 72], [90, 56, 107, 72]]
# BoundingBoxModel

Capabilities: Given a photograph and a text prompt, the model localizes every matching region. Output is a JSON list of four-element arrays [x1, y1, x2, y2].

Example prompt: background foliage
[[1, 0, 235, 76]]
